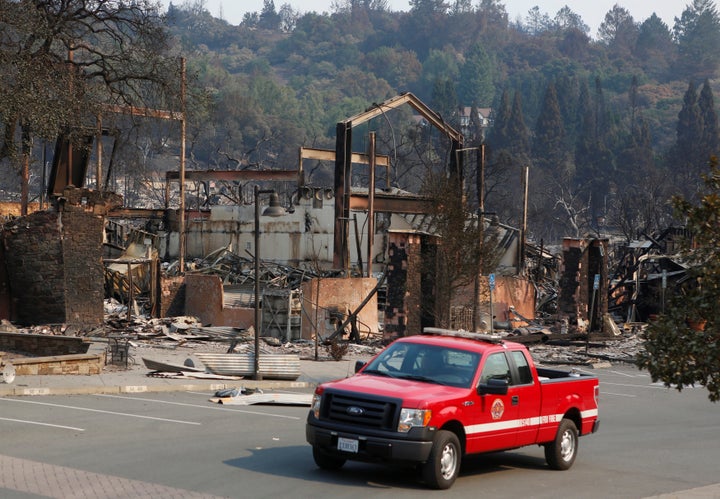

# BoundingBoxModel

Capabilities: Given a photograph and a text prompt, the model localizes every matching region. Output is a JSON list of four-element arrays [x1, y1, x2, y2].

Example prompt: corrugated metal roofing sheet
[[195, 353, 300, 380]]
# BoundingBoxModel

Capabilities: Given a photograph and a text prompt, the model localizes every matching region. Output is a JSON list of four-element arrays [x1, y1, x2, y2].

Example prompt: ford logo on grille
[[347, 406, 364, 416]]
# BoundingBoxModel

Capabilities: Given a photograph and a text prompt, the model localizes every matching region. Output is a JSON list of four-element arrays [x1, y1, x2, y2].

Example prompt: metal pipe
[[253, 186, 285, 380], [367, 132, 375, 278], [179, 57, 187, 273], [254, 185, 262, 380]]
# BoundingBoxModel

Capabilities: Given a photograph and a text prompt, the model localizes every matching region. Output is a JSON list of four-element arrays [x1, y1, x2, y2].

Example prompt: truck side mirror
[[477, 377, 509, 396], [354, 360, 367, 373]]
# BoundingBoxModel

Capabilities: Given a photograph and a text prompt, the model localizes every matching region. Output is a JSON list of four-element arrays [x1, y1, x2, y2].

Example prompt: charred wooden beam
[[165, 170, 299, 182]]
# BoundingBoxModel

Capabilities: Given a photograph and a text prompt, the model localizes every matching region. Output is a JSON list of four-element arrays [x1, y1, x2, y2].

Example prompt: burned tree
[[418, 171, 501, 329], [0, 0, 177, 210]]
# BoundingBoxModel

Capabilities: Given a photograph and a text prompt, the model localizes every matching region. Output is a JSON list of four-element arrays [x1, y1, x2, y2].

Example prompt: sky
[[166, 1, 688, 35]]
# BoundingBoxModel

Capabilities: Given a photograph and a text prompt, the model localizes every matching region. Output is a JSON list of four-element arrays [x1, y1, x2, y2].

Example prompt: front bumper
[[306, 420, 435, 463]]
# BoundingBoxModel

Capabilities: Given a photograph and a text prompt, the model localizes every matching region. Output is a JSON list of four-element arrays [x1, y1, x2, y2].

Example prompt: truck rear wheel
[[422, 430, 461, 489], [312, 446, 346, 470], [544, 418, 578, 470]]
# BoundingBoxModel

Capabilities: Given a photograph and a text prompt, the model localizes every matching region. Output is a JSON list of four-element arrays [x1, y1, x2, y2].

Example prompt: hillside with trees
[[4, 0, 720, 246], [159, 0, 720, 245]]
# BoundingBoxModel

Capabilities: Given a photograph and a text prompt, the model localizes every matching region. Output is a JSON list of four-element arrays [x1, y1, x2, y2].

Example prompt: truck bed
[[536, 366, 593, 381]]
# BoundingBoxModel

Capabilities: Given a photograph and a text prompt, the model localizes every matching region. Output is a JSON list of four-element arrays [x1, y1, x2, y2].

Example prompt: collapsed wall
[[2, 209, 103, 325], [1, 188, 121, 326]]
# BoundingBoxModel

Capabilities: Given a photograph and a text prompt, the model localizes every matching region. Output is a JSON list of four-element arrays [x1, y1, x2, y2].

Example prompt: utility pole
[[473, 144, 485, 331], [179, 57, 187, 273]]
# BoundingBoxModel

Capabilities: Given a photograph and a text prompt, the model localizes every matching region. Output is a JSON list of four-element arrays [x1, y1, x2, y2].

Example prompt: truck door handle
[[511, 395, 519, 405]]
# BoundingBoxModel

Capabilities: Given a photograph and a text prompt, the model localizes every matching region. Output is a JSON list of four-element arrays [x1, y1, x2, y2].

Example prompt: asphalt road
[[0, 365, 718, 498]]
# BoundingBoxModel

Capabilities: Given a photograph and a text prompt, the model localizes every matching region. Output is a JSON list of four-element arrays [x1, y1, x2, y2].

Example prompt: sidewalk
[[0, 342, 360, 397]]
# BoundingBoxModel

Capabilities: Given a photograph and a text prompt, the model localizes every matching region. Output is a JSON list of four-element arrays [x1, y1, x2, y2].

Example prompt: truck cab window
[[511, 350, 533, 385], [479, 352, 511, 384], [371, 343, 409, 373]]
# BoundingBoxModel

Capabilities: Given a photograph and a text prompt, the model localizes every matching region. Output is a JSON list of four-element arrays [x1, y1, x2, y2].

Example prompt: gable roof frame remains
[[333, 92, 465, 271]]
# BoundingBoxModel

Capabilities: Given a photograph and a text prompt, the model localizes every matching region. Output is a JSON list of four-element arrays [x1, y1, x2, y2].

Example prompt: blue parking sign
[[489, 273, 495, 291]]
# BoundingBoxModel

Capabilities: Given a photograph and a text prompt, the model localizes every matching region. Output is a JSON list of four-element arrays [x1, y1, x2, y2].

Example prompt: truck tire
[[422, 430, 461, 489], [312, 446, 346, 470], [544, 418, 578, 470]]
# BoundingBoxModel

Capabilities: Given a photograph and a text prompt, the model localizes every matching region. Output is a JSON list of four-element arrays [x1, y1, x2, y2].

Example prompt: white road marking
[[601, 391, 637, 398], [602, 381, 668, 390], [0, 398, 201, 425], [97, 393, 301, 420], [0, 416, 84, 431]]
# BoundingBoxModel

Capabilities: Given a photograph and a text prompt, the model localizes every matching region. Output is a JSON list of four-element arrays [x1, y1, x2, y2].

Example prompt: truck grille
[[322, 391, 399, 430]]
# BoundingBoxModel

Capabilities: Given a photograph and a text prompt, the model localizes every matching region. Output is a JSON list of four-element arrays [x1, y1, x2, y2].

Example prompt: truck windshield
[[363, 342, 480, 388]]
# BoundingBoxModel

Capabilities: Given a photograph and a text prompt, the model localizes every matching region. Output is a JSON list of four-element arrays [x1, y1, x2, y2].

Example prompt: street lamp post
[[253, 185, 285, 380]]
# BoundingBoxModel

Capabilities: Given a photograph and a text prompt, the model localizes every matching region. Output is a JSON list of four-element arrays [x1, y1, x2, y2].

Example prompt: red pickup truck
[[306, 328, 600, 489]]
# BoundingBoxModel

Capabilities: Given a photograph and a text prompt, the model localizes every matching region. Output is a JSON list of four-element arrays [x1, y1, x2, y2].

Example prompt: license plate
[[337, 437, 359, 453]]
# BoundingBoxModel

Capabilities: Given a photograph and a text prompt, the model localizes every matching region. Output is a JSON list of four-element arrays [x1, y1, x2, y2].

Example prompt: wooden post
[[96, 114, 103, 190]]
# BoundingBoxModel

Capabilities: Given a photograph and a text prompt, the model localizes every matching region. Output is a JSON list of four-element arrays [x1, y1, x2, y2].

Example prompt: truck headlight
[[311, 393, 322, 419], [397, 408, 432, 433]]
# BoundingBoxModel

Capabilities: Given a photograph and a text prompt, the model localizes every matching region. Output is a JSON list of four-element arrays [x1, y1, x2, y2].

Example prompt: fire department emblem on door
[[491, 398, 504, 420]]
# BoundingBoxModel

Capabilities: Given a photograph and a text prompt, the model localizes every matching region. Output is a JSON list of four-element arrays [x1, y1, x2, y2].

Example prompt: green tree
[[450, 0, 472, 16], [634, 14, 675, 80], [554, 75, 581, 144], [506, 91, 530, 161], [486, 88, 511, 153], [431, 78, 458, 124], [409, 0, 448, 15], [670, 81, 705, 200], [699, 79, 719, 158], [574, 77, 617, 225], [525, 6, 552, 35], [531, 81, 574, 241], [403, 0, 450, 58], [553, 6, 589, 33], [331, 0, 391, 13], [242, 12, 260, 27], [258, 0, 281, 29], [420, 49, 460, 99], [483, 88, 518, 227], [638, 157, 720, 402], [476, 0, 509, 31], [612, 84, 663, 241], [457, 43, 495, 107], [533, 81, 571, 178], [488, 91, 530, 228], [673, 0, 720, 80], [597, 4, 638, 58]]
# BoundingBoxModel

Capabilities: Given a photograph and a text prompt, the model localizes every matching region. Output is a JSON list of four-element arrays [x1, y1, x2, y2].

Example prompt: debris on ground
[[209, 391, 313, 406], [1, 296, 648, 374]]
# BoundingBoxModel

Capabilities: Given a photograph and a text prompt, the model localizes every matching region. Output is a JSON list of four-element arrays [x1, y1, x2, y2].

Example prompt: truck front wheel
[[312, 446, 346, 470], [422, 430, 461, 489], [544, 418, 578, 470]]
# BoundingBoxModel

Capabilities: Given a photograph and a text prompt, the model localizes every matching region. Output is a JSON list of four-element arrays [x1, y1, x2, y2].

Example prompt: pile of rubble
[[529, 332, 644, 366], [168, 246, 345, 289], [1, 300, 646, 368], [132, 317, 645, 368]]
